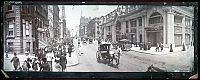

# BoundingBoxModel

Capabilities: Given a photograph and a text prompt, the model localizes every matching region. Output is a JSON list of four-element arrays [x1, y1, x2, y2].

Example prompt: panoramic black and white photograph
[[3, 4, 195, 72]]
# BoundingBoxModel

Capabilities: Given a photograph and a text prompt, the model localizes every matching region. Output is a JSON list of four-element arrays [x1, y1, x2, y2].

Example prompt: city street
[[66, 39, 194, 72], [3, 38, 194, 72]]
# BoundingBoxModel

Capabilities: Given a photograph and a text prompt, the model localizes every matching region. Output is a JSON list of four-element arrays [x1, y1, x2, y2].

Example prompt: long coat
[[59, 56, 67, 69]]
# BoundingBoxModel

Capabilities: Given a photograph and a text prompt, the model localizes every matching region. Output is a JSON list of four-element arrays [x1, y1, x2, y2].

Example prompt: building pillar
[[23, 20, 27, 54], [182, 16, 186, 45], [190, 18, 193, 46], [136, 19, 139, 43], [163, 11, 168, 47], [167, 9, 175, 49], [142, 16, 145, 43], [103, 27, 106, 41], [30, 21, 33, 54], [144, 15, 148, 43], [112, 24, 116, 42]]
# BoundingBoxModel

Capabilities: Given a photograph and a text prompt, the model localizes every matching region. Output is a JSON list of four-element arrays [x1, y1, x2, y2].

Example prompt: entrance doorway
[[147, 31, 163, 46], [140, 34, 142, 43]]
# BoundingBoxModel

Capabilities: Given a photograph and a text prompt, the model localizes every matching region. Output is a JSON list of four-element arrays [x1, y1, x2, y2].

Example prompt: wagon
[[96, 43, 121, 66]]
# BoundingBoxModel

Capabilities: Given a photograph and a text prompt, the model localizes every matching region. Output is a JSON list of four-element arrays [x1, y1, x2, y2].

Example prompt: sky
[[58, 5, 118, 36]]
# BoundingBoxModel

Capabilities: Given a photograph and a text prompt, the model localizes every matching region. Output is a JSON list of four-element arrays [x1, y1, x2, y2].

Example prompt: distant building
[[36, 5, 49, 49], [87, 18, 96, 39], [79, 16, 91, 39], [53, 5, 60, 42]]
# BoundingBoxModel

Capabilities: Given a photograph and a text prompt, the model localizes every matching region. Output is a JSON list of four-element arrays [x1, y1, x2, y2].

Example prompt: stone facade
[[92, 6, 194, 48]]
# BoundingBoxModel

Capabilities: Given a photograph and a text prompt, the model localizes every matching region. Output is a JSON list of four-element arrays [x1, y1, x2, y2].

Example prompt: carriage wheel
[[96, 51, 101, 63]]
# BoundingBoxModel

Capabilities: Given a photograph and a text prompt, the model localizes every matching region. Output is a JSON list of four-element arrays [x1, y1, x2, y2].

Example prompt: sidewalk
[[66, 51, 79, 67], [130, 46, 193, 55]]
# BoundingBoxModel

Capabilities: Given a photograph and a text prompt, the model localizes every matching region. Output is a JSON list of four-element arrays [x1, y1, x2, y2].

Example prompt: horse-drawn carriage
[[96, 43, 121, 66]]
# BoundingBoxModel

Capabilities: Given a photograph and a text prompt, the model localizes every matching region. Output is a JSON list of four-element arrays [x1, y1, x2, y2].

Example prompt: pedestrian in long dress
[[156, 43, 160, 52], [160, 43, 163, 52], [40, 58, 50, 72], [10, 53, 20, 71], [68, 45, 73, 57], [60, 54, 67, 72], [32, 58, 38, 71], [22, 60, 28, 71]]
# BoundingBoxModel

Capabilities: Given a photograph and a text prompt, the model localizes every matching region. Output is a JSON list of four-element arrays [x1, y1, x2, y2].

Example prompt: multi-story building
[[48, 5, 54, 42], [79, 16, 91, 40], [53, 5, 60, 42], [4, 5, 36, 54], [59, 6, 67, 43], [87, 18, 96, 38], [35, 5, 49, 50], [4, 5, 50, 56], [100, 5, 194, 48]]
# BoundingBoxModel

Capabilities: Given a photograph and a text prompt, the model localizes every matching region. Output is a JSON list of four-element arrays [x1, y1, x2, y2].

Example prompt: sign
[[15, 6, 21, 37], [145, 26, 163, 31]]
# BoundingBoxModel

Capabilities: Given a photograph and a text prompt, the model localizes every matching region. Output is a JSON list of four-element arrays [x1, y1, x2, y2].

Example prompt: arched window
[[149, 12, 163, 24]]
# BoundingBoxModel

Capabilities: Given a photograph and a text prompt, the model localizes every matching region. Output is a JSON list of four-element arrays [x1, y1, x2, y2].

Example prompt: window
[[26, 21, 29, 37], [139, 18, 142, 26], [126, 29, 129, 33], [126, 21, 129, 28], [130, 20, 136, 27], [7, 6, 12, 10], [26, 42, 30, 52], [174, 15, 183, 23], [149, 12, 163, 24], [8, 20, 14, 36], [8, 42, 13, 52], [185, 18, 190, 27], [108, 26, 111, 31], [131, 28, 136, 33]]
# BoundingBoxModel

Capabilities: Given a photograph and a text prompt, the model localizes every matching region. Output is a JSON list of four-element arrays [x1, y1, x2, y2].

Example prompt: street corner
[[66, 52, 79, 67]]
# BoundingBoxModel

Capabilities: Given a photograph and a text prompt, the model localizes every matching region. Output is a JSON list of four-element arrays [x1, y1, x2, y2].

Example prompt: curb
[[66, 62, 79, 67], [131, 49, 185, 55]]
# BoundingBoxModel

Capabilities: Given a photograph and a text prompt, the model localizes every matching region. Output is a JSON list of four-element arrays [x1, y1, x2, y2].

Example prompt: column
[[142, 16, 145, 42], [167, 9, 175, 49], [103, 27, 106, 41], [136, 19, 139, 43], [144, 15, 148, 43], [112, 24, 116, 42], [189, 18, 193, 46], [182, 16, 185, 45], [23, 20, 27, 54], [30, 21, 33, 54], [163, 12, 167, 47]]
